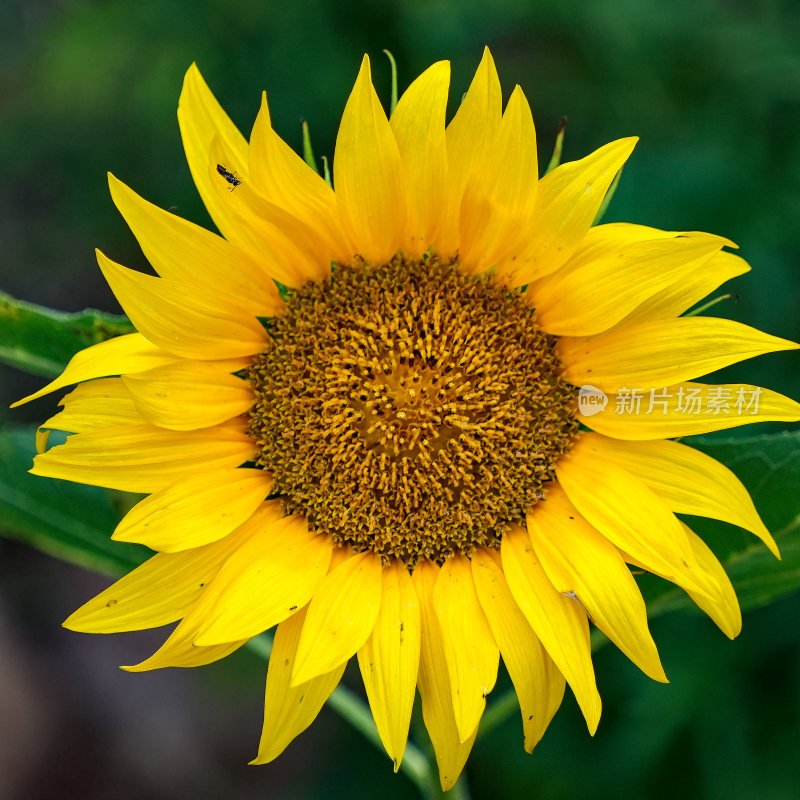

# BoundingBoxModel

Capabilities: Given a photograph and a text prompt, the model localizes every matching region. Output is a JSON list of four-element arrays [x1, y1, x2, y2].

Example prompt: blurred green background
[[1, 0, 799, 798]]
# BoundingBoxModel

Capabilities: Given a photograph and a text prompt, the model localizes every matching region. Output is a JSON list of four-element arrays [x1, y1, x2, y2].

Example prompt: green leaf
[[644, 430, 800, 616], [0, 426, 149, 575], [545, 116, 566, 175], [0, 290, 134, 378], [300, 119, 319, 174], [382, 49, 398, 114], [593, 167, 622, 225]]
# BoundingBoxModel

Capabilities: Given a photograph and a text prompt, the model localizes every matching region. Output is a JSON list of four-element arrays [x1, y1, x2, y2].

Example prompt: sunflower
[[16, 49, 800, 790]]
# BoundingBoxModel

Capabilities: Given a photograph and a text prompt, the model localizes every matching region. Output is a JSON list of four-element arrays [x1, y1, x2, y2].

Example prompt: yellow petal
[[327, 543, 355, 572], [437, 47, 502, 258], [547, 221, 733, 263], [390, 61, 450, 259], [97, 250, 267, 359], [471, 548, 566, 752], [251, 606, 347, 764], [107, 173, 283, 315], [334, 55, 406, 264], [122, 360, 254, 431], [531, 236, 724, 336], [249, 92, 352, 262], [527, 485, 666, 682], [459, 84, 539, 273], [177, 63, 250, 242], [413, 561, 477, 791], [433, 553, 499, 742], [620, 250, 750, 325], [12, 333, 178, 407], [680, 524, 742, 639], [560, 316, 798, 393], [112, 468, 273, 552], [584, 382, 800, 439], [208, 135, 332, 286], [35, 428, 50, 454], [501, 525, 602, 734], [357, 560, 421, 770], [496, 137, 638, 285], [122, 507, 288, 673], [555, 437, 715, 599], [65, 517, 258, 633], [42, 378, 142, 433], [291, 550, 383, 685], [559, 221, 687, 251], [581, 434, 778, 557], [123, 614, 246, 671], [193, 518, 333, 645], [31, 421, 254, 493]]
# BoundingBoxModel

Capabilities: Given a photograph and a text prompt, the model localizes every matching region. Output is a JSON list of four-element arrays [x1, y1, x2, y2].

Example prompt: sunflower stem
[[431, 774, 471, 800], [477, 688, 519, 740], [243, 632, 273, 659], [243, 635, 439, 799], [330, 683, 439, 797]]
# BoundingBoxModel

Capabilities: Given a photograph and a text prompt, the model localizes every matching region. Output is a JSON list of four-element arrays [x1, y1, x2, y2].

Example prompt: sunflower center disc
[[246, 255, 578, 566]]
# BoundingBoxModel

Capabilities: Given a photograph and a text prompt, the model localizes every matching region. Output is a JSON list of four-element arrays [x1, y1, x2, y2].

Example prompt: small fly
[[216, 163, 241, 189]]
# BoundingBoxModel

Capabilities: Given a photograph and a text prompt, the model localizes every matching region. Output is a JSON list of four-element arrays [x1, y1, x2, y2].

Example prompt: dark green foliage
[[1, 1, 799, 797]]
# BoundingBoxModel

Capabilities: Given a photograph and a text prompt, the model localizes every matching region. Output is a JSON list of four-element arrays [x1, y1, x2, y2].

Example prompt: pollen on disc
[[246, 255, 578, 567]]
